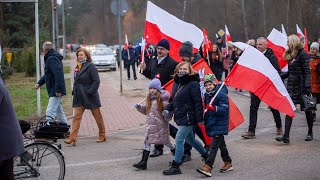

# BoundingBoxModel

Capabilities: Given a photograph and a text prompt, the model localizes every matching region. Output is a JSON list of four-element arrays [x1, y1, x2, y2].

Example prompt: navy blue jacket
[[122, 47, 139, 65], [166, 74, 203, 126], [204, 84, 229, 137], [0, 78, 24, 161], [38, 49, 66, 97]]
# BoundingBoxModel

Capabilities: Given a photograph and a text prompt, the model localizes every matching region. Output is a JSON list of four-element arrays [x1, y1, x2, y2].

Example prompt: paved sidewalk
[[64, 53, 149, 137]]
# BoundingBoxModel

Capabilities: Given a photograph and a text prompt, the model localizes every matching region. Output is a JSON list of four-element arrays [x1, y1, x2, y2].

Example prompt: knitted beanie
[[179, 41, 193, 57], [310, 42, 319, 51], [157, 39, 170, 51], [203, 74, 217, 85], [149, 78, 162, 92]]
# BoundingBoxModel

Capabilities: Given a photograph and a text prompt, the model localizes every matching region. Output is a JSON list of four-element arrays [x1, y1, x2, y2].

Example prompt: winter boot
[[163, 161, 181, 175], [220, 162, 234, 173], [196, 164, 212, 177], [133, 150, 150, 170]]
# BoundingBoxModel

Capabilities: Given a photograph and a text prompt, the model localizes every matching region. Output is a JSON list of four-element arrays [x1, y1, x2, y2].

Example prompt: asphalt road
[[60, 69, 320, 180]]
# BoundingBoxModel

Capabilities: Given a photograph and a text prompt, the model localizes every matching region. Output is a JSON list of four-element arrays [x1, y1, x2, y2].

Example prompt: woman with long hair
[[209, 44, 223, 81], [276, 35, 311, 144], [162, 61, 207, 175]]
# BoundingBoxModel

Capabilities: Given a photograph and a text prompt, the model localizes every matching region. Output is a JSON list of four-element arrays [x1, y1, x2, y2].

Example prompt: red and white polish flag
[[296, 24, 304, 38], [281, 24, 287, 37], [226, 42, 296, 118], [124, 34, 129, 50], [267, 28, 288, 72], [144, 1, 203, 62], [225, 25, 232, 42]]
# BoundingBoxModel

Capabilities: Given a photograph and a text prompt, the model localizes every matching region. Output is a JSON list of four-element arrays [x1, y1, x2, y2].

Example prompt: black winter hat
[[179, 41, 193, 57], [157, 39, 170, 50]]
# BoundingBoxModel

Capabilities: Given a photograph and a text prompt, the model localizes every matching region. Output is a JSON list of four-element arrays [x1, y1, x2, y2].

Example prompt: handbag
[[301, 94, 317, 111]]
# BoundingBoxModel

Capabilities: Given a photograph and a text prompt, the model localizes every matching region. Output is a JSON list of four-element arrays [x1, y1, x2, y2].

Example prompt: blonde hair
[[287, 35, 301, 51], [173, 61, 197, 76]]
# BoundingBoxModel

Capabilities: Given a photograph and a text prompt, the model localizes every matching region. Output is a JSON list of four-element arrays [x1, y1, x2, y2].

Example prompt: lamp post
[[0, 0, 41, 117]]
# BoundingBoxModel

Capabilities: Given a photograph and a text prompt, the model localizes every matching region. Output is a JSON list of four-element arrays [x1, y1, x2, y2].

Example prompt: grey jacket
[[0, 78, 24, 161]]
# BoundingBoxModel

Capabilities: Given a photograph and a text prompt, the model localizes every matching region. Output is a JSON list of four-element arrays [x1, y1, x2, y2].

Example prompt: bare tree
[[262, 0, 266, 37], [182, 0, 187, 20], [286, 0, 290, 32], [242, 0, 248, 40]]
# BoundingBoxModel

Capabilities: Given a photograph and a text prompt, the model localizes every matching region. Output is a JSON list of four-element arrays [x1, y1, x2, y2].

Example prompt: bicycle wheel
[[13, 142, 65, 180]]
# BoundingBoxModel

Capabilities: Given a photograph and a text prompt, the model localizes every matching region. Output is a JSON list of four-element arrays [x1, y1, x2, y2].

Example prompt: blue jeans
[[174, 125, 206, 163], [46, 97, 68, 124]]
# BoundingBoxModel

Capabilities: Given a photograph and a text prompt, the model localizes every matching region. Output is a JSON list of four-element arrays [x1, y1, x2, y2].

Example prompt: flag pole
[[204, 82, 226, 113], [206, 49, 210, 66]]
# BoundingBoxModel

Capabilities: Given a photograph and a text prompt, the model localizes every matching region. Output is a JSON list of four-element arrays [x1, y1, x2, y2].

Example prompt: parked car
[[91, 48, 117, 71]]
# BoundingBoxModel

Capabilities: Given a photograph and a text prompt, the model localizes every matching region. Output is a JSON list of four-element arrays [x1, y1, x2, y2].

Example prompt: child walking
[[196, 74, 233, 177], [133, 78, 175, 170]]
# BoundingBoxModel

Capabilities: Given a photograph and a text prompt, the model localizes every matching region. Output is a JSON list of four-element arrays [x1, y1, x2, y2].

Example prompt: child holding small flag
[[196, 74, 233, 177], [132, 78, 175, 170]]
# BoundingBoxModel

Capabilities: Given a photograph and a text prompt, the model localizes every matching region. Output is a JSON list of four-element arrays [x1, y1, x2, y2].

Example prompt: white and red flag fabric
[[225, 25, 232, 42], [226, 42, 296, 118], [267, 28, 288, 72], [281, 24, 287, 37], [124, 34, 129, 50], [202, 28, 213, 58], [296, 24, 304, 38], [163, 59, 244, 145], [144, 1, 203, 62]]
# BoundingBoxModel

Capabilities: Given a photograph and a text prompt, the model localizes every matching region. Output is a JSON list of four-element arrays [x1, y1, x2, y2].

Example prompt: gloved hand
[[205, 104, 215, 111], [134, 103, 142, 109], [162, 110, 170, 119]]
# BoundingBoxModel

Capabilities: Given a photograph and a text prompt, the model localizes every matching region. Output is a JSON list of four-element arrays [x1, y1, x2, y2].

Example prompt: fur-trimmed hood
[[283, 43, 304, 61], [309, 51, 320, 59], [161, 90, 170, 101]]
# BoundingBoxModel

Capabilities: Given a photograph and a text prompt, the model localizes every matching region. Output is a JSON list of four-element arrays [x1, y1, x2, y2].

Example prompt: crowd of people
[[1, 33, 320, 178]]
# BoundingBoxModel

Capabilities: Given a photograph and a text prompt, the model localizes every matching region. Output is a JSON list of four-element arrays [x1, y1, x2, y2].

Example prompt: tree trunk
[[182, 0, 187, 20], [286, 0, 290, 30], [262, 0, 266, 37], [242, 0, 248, 40]]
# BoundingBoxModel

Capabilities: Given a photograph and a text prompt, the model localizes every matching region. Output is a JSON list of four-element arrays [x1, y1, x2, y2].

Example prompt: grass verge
[[6, 73, 73, 121]]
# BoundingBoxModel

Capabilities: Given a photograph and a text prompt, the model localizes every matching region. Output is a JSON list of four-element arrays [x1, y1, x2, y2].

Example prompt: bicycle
[[13, 116, 68, 180]]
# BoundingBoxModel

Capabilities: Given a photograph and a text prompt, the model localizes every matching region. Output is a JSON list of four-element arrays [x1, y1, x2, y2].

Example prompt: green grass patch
[[6, 73, 73, 121], [64, 66, 71, 74], [64, 54, 71, 60]]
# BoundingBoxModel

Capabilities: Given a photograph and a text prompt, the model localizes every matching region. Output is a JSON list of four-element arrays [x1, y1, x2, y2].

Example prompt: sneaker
[[241, 131, 256, 139], [220, 162, 233, 173], [181, 154, 191, 162], [276, 128, 283, 135], [196, 164, 212, 177]]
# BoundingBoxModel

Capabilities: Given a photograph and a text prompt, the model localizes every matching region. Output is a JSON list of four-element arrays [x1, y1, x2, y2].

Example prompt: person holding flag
[[196, 74, 233, 177], [276, 35, 312, 144], [242, 37, 283, 139], [122, 42, 139, 80]]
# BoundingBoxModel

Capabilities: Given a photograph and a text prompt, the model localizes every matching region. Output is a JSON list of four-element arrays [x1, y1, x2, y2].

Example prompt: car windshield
[[91, 49, 113, 56]]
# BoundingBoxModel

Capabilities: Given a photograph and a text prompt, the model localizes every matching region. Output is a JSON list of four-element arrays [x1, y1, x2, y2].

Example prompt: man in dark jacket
[[140, 39, 178, 157], [35, 41, 68, 125], [122, 43, 139, 80], [0, 78, 24, 179], [140, 39, 177, 86], [242, 37, 282, 139]]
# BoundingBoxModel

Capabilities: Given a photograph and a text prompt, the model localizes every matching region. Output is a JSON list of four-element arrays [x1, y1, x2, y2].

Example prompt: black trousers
[[283, 110, 314, 138], [126, 64, 136, 79], [155, 124, 207, 155], [249, 93, 282, 133], [205, 135, 231, 166], [0, 158, 14, 180]]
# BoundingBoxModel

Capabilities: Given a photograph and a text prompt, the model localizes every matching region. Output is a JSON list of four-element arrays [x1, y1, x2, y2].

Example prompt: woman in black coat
[[162, 61, 207, 175], [64, 48, 106, 145], [276, 35, 312, 144]]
